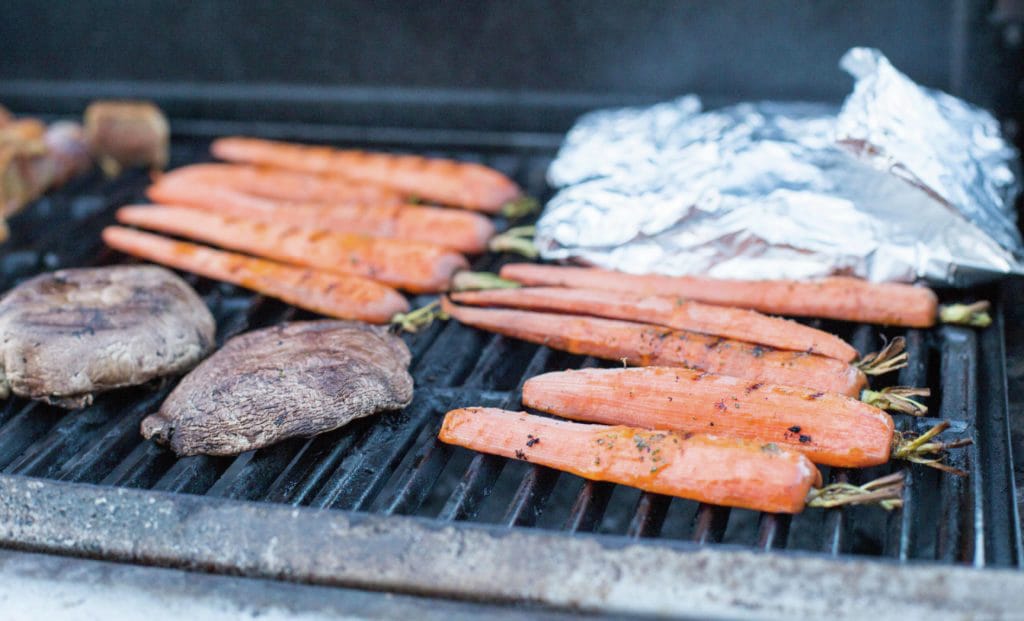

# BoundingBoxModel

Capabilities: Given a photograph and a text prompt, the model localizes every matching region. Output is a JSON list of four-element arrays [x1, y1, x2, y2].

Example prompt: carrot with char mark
[[146, 179, 495, 254], [452, 286, 859, 362], [211, 136, 525, 214], [116, 205, 468, 293], [440, 298, 868, 396], [101, 226, 409, 323], [524, 367, 895, 468], [439, 407, 822, 514], [156, 162, 404, 205], [498, 264, 990, 328]]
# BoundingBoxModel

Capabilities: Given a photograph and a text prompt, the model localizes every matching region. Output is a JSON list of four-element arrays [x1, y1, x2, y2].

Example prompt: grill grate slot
[[0, 133, 1014, 570]]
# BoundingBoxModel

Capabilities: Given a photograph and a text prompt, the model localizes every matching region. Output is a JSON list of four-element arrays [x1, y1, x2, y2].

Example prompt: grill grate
[[0, 133, 1018, 569]]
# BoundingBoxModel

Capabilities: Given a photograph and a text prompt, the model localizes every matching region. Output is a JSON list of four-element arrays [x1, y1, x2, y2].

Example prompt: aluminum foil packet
[[537, 48, 1023, 286]]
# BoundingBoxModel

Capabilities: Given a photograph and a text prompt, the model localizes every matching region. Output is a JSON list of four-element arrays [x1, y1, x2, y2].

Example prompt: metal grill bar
[[691, 505, 730, 544], [626, 493, 672, 538], [502, 466, 560, 528], [564, 482, 615, 533], [261, 421, 373, 505], [756, 513, 791, 550]]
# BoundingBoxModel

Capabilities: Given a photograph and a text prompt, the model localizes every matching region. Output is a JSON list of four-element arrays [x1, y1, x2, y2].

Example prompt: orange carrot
[[101, 226, 409, 322], [523, 367, 895, 468], [499, 264, 941, 328], [116, 205, 468, 293], [439, 407, 822, 514], [440, 299, 868, 396], [146, 178, 495, 254], [211, 136, 522, 213], [452, 286, 859, 362], [155, 162, 404, 205]]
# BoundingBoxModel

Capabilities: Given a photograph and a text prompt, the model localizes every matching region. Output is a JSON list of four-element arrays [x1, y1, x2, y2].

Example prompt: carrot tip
[[488, 226, 538, 258], [500, 196, 540, 219], [450, 271, 522, 292], [856, 336, 908, 376], [939, 301, 992, 328], [806, 471, 905, 511], [391, 299, 448, 333], [861, 386, 930, 416]]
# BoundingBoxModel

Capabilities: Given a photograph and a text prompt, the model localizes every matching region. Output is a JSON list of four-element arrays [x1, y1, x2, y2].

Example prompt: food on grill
[[438, 407, 822, 514], [84, 100, 169, 175], [156, 162, 405, 205], [211, 136, 524, 213], [498, 263, 992, 328], [102, 226, 409, 323], [115, 205, 468, 293], [522, 368, 935, 469], [0, 118, 92, 221], [146, 178, 496, 254], [0, 116, 45, 143], [440, 298, 868, 396], [142, 320, 413, 456], [0, 265, 215, 409], [451, 286, 859, 362]]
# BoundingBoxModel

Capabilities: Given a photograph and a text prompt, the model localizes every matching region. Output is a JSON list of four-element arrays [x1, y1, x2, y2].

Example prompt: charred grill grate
[[0, 132, 1019, 569]]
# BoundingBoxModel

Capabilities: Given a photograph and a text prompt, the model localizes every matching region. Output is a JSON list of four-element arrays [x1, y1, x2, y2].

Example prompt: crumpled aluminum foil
[[536, 48, 1023, 286]]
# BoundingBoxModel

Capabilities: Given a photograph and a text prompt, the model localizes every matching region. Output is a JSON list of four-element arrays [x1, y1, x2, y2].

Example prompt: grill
[[4, 1, 1024, 618], [0, 128, 1019, 612]]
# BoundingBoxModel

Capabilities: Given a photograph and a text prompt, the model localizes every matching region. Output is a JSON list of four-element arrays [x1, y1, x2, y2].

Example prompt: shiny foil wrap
[[537, 48, 1023, 286]]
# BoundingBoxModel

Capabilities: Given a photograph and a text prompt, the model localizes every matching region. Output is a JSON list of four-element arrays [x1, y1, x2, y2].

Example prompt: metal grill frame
[[0, 129, 1020, 618]]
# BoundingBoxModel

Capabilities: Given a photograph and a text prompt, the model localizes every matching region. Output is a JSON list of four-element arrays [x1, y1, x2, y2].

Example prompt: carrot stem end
[[856, 336, 908, 376], [939, 301, 992, 328], [861, 386, 931, 416], [501, 196, 540, 219], [450, 271, 522, 292], [806, 472, 905, 511], [391, 300, 448, 333], [488, 226, 538, 258], [892, 421, 971, 476]]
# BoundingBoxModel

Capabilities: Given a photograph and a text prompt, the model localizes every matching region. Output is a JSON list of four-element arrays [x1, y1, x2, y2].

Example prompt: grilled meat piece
[[84, 100, 169, 175], [142, 320, 413, 456], [0, 265, 215, 408]]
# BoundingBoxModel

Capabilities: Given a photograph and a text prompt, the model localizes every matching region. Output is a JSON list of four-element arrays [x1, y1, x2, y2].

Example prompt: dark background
[[0, 0, 1020, 135]]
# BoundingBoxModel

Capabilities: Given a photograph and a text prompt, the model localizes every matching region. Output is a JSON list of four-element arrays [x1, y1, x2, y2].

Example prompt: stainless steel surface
[[1, 475, 1023, 621], [0, 549, 602, 621], [538, 48, 1022, 286]]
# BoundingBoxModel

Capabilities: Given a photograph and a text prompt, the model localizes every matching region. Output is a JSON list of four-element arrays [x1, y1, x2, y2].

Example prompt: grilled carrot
[[101, 226, 409, 322], [498, 264, 967, 328], [155, 162, 404, 205], [523, 367, 895, 468], [146, 179, 496, 254], [116, 205, 469, 293], [211, 136, 522, 213], [440, 299, 867, 395], [451, 287, 858, 362], [439, 407, 822, 514]]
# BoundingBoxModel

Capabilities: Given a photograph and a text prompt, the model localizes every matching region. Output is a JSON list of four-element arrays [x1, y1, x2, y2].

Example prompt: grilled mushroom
[[142, 320, 413, 456], [0, 265, 215, 408]]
